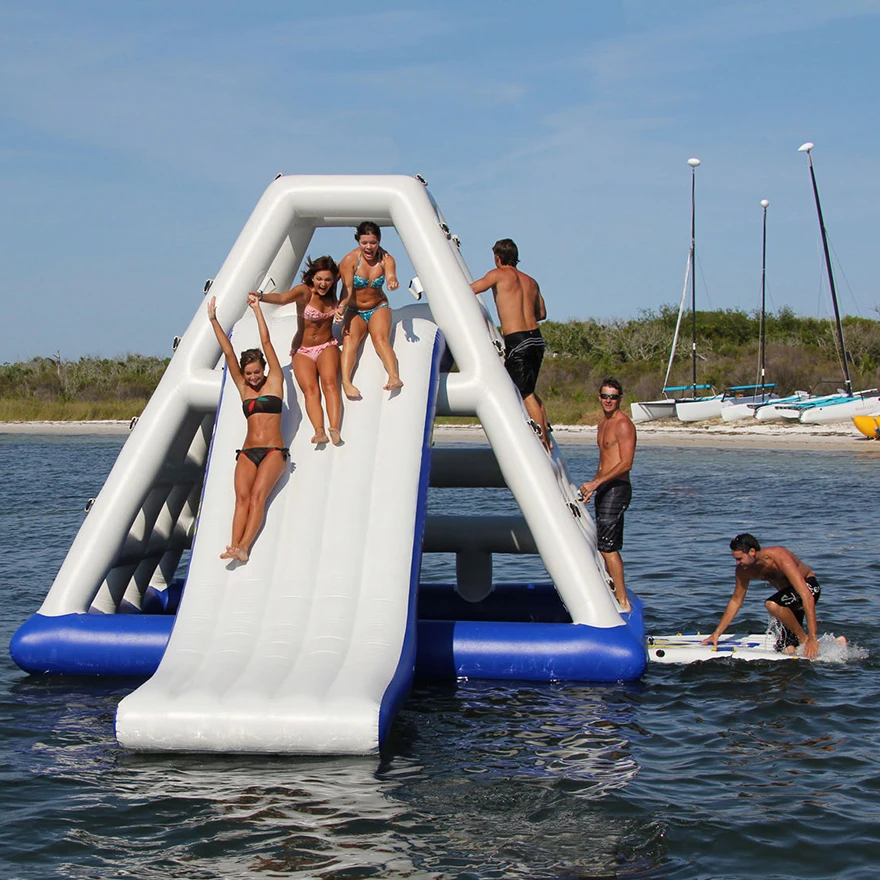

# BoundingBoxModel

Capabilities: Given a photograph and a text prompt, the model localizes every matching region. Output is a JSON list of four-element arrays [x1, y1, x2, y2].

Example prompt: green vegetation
[[0, 354, 169, 421], [540, 307, 880, 424], [2, 308, 878, 425]]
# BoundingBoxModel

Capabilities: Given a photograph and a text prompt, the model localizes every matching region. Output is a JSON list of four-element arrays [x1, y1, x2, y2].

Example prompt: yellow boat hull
[[853, 414, 880, 439]]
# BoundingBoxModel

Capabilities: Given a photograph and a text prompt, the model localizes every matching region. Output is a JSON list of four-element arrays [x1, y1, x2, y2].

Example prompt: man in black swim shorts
[[579, 378, 637, 611], [702, 533, 824, 659], [471, 239, 551, 450]]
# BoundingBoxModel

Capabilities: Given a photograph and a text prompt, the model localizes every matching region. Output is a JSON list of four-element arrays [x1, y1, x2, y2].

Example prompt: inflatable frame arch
[[11, 174, 646, 753]]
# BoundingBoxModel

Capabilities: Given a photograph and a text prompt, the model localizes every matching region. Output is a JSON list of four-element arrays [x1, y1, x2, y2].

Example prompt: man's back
[[491, 265, 545, 335]]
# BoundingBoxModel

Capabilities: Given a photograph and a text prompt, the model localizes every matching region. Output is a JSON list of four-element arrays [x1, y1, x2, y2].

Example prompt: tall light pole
[[798, 142, 852, 396], [687, 157, 701, 397]]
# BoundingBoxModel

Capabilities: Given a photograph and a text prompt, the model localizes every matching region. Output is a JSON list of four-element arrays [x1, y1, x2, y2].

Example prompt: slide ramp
[[116, 303, 442, 754]]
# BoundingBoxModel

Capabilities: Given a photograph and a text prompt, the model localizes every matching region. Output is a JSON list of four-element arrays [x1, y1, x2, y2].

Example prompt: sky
[[2, 0, 880, 360]]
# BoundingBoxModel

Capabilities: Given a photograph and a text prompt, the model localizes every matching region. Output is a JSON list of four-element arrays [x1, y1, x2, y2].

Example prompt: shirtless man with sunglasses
[[579, 378, 637, 612]]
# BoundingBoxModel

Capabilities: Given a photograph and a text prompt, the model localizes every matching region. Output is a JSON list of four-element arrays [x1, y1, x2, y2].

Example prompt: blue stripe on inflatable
[[11, 609, 647, 682], [415, 619, 646, 682], [10, 613, 173, 676], [377, 330, 445, 748]]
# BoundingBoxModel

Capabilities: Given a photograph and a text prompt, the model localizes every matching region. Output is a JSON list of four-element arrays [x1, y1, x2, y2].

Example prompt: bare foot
[[835, 635, 848, 646], [343, 382, 361, 400], [328, 427, 342, 446], [232, 546, 249, 563], [220, 546, 235, 559], [617, 597, 632, 613], [384, 377, 404, 391], [311, 430, 329, 445]]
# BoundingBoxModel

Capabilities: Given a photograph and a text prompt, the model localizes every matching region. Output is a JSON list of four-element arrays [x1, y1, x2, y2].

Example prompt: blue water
[[2, 432, 879, 879]]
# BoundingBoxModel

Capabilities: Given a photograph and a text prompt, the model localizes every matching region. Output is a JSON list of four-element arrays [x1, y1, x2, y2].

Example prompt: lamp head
[[760, 199, 770, 208], [798, 142, 814, 153], [687, 157, 701, 168]]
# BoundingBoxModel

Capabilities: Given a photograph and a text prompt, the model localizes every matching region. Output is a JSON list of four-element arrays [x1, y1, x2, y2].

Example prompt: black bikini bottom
[[235, 446, 289, 467]]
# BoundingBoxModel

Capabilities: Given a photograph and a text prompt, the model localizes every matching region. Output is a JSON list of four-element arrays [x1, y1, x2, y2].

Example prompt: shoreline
[[1, 419, 874, 450]]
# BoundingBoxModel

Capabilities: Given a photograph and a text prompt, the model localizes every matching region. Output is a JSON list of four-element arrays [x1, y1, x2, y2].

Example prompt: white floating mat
[[647, 632, 794, 664]]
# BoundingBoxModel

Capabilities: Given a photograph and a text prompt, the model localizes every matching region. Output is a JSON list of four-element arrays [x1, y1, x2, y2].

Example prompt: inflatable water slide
[[10, 175, 646, 754]]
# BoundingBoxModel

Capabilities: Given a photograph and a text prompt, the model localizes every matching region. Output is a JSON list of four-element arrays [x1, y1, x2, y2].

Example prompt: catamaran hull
[[799, 395, 880, 424], [674, 396, 724, 422], [630, 400, 676, 423], [721, 402, 757, 421]]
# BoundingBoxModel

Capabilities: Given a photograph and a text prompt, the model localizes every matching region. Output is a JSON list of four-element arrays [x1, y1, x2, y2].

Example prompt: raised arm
[[248, 294, 283, 379], [260, 283, 310, 306], [207, 296, 245, 391], [471, 269, 498, 296]]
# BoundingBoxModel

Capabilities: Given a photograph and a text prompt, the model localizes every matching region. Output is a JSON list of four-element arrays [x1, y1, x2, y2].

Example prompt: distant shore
[[1, 419, 873, 450]]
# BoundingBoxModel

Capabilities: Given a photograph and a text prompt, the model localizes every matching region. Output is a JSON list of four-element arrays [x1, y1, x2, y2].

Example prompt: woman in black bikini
[[208, 292, 287, 563], [337, 221, 403, 399]]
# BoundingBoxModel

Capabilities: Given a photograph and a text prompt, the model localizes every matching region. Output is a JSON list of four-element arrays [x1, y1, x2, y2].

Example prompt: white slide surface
[[116, 303, 442, 753]]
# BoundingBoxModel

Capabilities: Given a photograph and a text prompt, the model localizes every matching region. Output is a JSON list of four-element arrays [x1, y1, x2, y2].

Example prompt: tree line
[[2, 308, 878, 424]]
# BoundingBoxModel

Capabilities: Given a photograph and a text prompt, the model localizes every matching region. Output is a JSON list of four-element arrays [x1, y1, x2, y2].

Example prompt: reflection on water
[[9, 675, 655, 879]]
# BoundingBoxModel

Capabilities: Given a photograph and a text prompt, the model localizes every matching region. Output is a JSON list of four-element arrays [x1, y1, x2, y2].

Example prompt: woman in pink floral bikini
[[260, 256, 343, 446]]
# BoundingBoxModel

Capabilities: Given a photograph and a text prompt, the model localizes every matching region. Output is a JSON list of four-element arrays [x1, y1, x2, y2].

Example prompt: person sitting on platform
[[470, 238, 551, 450], [207, 293, 288, 563], [702, 533, 841, 659], [337, 221, 403, 399], [259, 256, 343, 446]]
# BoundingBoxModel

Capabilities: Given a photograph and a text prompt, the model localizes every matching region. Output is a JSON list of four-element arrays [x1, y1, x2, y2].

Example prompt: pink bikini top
[[303, 303, 334, 323]]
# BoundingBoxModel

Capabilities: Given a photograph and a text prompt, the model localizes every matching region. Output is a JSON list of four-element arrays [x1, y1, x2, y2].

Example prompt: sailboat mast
[[687, 157, 701, 397], [759, 199, 769, 396], [798, 142, 853, 396]]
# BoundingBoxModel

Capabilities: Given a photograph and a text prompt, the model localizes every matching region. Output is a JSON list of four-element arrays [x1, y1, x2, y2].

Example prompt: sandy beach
[[1, 419, 874, 450]]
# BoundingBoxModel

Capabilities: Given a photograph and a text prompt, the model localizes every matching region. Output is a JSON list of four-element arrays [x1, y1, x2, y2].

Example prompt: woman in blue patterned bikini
[[208, 292, 288, 563], [337, 221, 403, 399]]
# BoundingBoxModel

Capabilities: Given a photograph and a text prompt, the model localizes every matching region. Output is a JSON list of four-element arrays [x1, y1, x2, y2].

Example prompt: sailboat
[[722, 199, 783, 421], [632, 158, 723, 423], [768, 143, 879, 424], [630, 250, 694, 423]]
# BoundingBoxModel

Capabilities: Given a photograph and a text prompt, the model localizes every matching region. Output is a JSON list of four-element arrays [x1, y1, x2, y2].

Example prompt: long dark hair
[[301, 255, 340, 288]]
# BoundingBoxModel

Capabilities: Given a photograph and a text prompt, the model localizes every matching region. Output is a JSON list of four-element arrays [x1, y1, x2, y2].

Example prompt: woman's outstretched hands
[[207, 295, 218, 321], [247, 292, 261, 309]]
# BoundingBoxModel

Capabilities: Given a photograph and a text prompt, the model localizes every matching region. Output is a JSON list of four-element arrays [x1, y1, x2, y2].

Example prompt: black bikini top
[[242, 395, 283, 418]]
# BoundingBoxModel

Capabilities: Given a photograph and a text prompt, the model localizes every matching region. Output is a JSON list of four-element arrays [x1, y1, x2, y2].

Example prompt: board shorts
[[503, 329, 545, 398], [594, 479, 632, 553], [767, 576, 821, 651]]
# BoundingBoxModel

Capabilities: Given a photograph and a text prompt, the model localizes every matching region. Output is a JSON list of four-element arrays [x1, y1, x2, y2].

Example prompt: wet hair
[[301, 255, 339, 287], [599, 377, 623, 396], [355, 221, 382, 241], [730, 533, 761, 553], [239, 349, 266, 372], [492, 239, 519, 266]]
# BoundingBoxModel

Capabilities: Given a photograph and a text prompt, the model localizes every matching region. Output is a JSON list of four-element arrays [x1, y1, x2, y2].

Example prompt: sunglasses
[[599, 393, 621, 400]]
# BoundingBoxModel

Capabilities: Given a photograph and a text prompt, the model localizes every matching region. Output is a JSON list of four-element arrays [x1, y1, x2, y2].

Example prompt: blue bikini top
[[352, 253, 385, 290]]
